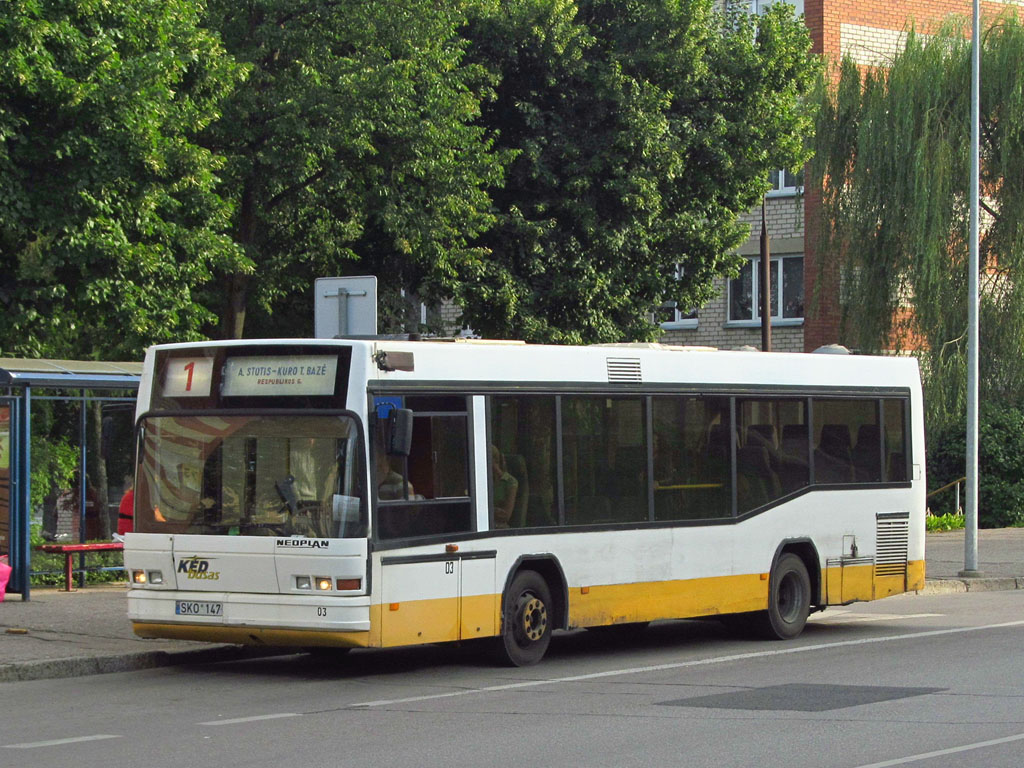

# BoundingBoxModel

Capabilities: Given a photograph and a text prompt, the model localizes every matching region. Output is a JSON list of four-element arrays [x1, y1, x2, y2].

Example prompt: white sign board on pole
[[314, 276, 378, 338]]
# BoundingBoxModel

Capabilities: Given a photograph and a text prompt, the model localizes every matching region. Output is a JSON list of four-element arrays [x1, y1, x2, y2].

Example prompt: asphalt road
[[3, 590, 1023, 768]]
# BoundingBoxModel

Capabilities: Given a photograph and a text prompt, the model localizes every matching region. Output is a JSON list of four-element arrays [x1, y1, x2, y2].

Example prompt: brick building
[[665, 0, 1009, 353]]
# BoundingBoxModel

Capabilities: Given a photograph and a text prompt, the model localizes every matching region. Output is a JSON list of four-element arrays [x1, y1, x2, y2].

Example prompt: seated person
[[376, 453, 415, 500], [490, 445, 519, 528]]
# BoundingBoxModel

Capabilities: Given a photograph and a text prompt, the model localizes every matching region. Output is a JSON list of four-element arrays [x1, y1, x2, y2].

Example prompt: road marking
[[853, 731, 1024, 767], [352, 619, 1024, 708], [810, 613, 943, 624], [198, 713, 301, 726], [4, 734, 122, 749]]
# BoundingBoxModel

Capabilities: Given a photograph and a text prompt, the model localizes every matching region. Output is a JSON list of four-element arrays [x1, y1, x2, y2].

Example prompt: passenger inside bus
[[490, 445, 519, 528], [375, 452, 415, 500]]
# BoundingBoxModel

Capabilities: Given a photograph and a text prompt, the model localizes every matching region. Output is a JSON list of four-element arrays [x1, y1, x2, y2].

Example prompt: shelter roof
[[0, 358, 142, 389]]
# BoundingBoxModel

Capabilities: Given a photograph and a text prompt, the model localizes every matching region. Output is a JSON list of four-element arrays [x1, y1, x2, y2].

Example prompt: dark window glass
[[489, 397, 558, 529], [737, 398, 808, 512], [729, 256, 804, 321], [813, 399, 878, 484], [729, 261, 753, 321], [883, 399, 908, 482], [652, 396, 731, 520], [373, 396, 471, 540], [562, 397, 648, 525], [783, 258, 804, 318]]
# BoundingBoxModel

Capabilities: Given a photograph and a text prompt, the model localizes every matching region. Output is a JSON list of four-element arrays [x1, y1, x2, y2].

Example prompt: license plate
[[175, 600, 223, 617]]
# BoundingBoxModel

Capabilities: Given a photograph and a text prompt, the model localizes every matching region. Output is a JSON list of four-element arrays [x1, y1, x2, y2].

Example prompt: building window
[[747, 0, 804, 17], [727, 255, 804, 325], [768, 168, 803, 196], [658, 264, 698, 330]]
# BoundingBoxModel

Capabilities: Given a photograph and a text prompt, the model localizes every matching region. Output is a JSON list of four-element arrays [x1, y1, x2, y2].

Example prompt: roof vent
[[813, 344, 851, 354], [607, 357, 642, 383]]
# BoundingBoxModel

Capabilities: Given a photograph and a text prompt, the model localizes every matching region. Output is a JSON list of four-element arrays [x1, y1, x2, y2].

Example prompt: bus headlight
[[132, 570, 147, 584], [148, 570, 164, 585], [295, 575, 312, 590], [316, 577, 332, 591]]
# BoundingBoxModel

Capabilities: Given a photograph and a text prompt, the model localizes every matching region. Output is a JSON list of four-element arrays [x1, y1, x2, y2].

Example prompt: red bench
[[36, 542, 124, 592]]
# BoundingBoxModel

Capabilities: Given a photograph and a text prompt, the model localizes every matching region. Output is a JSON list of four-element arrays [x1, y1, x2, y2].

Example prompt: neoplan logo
[[177, 556, 220, 580], [276, 539, 329, 549]]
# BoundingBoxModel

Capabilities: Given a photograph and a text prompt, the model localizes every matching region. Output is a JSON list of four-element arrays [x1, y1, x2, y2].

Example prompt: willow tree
[[811, 15, 1024, 431]]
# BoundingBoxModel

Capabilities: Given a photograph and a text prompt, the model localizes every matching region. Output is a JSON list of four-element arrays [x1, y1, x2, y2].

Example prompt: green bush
[[926, 513, 965, 532], [928, 403, 1024, 528]]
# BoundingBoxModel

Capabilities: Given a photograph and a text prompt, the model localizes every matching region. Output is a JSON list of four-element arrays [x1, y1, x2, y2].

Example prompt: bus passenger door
[[459, 554, 496, 640], [380, 555, 460, 646]]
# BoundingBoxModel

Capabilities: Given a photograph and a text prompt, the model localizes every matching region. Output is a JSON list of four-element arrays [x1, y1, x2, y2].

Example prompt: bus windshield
[[135, 414, 365, 538]]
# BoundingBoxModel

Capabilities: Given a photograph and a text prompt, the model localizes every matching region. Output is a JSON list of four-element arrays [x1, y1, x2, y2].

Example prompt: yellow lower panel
[[568, 573, 769, 628], [379, 595, 460, 647], [907, 559, 925, 591], [844, 563, 875, 603], [823, 559, 925, 606], [132, 622, 370, 648], [461, 593, 498, 639], [874, 574, 909, 600]]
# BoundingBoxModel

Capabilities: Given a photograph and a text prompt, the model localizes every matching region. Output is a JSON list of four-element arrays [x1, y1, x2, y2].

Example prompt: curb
[[0, 645, 288, 684], [917, 577, 1024, 596]]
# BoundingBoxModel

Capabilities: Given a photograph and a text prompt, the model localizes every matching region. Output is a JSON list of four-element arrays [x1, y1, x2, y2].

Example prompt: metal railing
[[927, 477, 966, 516]]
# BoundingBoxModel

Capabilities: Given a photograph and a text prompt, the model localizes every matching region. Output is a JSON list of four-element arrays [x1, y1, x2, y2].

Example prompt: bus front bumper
[[128, 589, 372, 648]]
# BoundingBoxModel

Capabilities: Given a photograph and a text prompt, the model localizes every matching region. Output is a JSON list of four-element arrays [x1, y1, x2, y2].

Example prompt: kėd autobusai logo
[[177, 556, 220, 580]]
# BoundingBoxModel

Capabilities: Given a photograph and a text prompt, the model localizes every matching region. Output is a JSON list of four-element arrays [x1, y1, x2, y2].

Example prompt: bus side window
[[374, 395, 473, 540]]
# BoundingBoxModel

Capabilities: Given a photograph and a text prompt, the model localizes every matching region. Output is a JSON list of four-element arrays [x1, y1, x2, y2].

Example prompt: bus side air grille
[[875, 511, 910, 577], [607, 357, 642, 383]]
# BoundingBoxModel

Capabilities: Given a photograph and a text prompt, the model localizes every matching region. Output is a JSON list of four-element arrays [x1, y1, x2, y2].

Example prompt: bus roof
[[144, 338, 921, 393]]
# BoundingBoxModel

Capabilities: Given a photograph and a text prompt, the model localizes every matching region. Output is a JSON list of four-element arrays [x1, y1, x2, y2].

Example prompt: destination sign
[[222, 355, 338, 397]]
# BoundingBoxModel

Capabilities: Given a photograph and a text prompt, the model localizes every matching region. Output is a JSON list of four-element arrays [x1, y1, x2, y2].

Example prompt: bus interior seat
[[816, 423, 854, 483], [746, 423, 778, 449], [777, 423, 810, 492], [851, 424, 882, 481], [736, 443, 780, 511]]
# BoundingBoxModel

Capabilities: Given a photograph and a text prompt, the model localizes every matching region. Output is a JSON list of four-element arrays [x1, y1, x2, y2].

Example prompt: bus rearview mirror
[[388, 408, 413, 456]]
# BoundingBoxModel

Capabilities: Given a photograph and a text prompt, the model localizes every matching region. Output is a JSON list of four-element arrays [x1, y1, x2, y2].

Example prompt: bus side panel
[[460, 557, 497, 640], [379, 559, 460, 647], [568, 574, 767, 627]]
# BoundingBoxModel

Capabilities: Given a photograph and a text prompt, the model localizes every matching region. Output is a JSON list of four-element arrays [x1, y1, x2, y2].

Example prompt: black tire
[[495, 570, 553, 666], [754, 552, 811, 640]]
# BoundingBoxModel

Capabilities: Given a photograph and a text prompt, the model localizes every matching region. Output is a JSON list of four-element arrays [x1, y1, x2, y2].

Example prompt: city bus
[[124, 339, 925, 666]]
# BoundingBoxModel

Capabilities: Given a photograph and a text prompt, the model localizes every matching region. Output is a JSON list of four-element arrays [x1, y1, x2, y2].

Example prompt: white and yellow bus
[[125, 339, 924, 665]]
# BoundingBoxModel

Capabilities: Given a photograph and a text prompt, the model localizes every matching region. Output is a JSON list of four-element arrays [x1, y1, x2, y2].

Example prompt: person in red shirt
[[117, 475, 134, 536]]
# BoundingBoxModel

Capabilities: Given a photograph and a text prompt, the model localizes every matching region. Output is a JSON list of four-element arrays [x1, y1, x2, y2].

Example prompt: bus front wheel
[[496, 570, 552, 666], [755, 553, 811, 640]]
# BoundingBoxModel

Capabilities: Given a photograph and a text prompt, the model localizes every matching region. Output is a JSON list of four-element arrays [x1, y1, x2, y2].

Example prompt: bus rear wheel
[[755, 553, 811, 640], [496, 570, 552, 666]]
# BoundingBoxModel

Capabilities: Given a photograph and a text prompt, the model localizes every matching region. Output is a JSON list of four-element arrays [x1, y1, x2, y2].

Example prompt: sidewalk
[[2, 529, 1023, 683]]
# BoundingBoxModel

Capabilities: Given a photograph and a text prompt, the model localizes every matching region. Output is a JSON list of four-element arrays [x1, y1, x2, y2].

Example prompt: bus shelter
[[0, 359, 141, 600]]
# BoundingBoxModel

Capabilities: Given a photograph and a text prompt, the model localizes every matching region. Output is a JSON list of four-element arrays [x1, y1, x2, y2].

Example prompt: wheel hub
[[520, 596, 547, 642]]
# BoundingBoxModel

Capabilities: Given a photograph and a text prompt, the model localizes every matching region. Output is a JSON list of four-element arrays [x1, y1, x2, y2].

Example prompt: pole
[[760, 197, 772, 352], [962, 0, 980, 576]]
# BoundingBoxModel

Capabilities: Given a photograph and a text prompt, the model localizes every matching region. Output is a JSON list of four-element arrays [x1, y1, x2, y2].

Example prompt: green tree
[[811, 15, 1024, 430], [0, 0, 244, 359], [452, 0, 819, 343], [200, 0, 505, 339]]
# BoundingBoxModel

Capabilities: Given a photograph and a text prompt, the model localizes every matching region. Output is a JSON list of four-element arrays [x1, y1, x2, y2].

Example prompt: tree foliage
[[811, 15, 1024, 430], [453, 0, 820, 343], [201, 0, 505, 338], [0, 0, 244, 359]]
